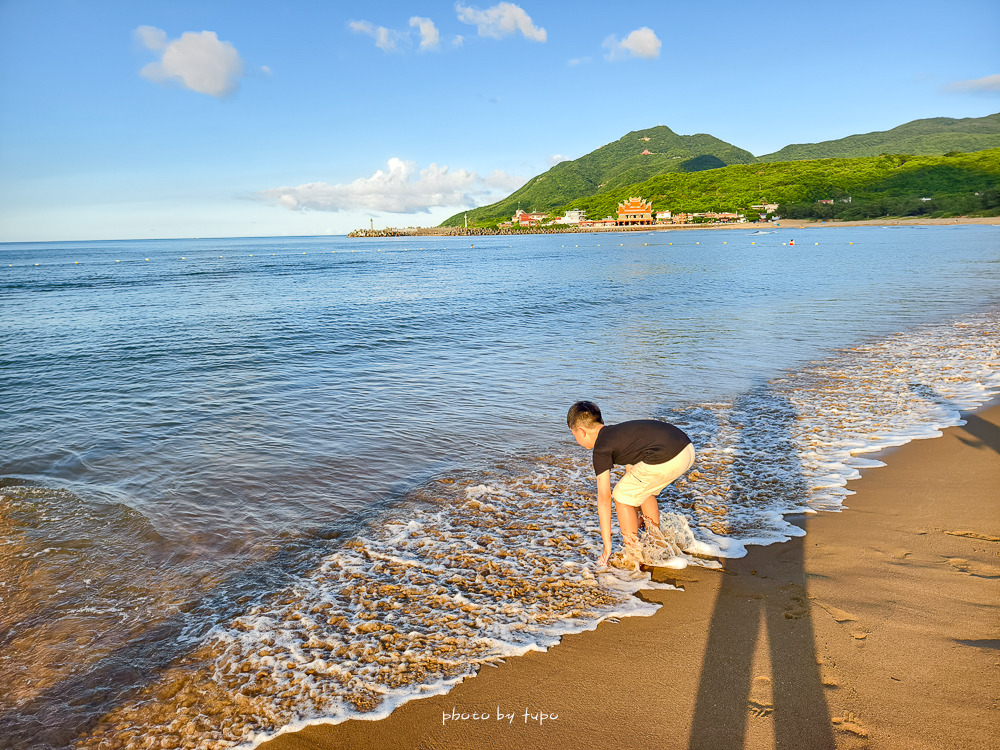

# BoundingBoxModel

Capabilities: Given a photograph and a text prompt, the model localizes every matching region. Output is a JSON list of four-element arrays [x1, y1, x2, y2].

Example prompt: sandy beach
[[260, 399, 999, 750]]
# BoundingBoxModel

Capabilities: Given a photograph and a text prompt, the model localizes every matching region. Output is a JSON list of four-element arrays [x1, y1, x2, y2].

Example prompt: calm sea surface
[[2, 226, 998, 747]]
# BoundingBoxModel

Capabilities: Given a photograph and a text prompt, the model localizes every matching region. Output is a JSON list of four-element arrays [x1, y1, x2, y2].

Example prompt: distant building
[[641, 149, 652, 155], [656, 210, 672, 223], [579, 216, 618, 228], [513, 209, 548, 227], [617, 197, 654, 226], [818, 199, 834, 205], [553, 209, 586, 225]]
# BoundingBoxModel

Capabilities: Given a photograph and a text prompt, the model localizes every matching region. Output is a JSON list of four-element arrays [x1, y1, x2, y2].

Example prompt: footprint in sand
[[942, 557, 1000, 579], [781, 583, 811, 620], [748, 675, 774, 718], [832, 711, 869, 738], [816, 656, 840, 689]]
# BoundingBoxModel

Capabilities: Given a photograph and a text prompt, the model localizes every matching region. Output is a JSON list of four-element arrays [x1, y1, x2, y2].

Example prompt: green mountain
[[441, 125, 755, 227], [561, 149, 1000, 222], [758, 113, 1000, 162], [440, 113, 1000, 228]]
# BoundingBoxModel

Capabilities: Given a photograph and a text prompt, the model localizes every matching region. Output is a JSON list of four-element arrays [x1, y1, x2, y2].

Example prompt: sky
[[0, 0, 998, 241]]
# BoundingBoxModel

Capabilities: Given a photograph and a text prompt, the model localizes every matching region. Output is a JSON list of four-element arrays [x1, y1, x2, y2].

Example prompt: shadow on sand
[[687, 386, 835, 750]]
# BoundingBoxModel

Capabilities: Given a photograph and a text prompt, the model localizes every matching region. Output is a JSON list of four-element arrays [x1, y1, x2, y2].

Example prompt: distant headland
[[352, 113, 1000, 237]]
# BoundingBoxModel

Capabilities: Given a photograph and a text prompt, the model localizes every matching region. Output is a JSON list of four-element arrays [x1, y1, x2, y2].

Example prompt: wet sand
[[260, 400, 1000, 750]]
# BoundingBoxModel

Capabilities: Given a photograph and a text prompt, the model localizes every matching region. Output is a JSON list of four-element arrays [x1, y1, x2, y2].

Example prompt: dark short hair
[[567, 401, 604, 429]]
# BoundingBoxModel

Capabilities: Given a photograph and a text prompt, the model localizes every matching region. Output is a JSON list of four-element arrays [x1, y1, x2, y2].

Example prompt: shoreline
[[260, 398, 1000, 750], [350, 215, 1000, 238]]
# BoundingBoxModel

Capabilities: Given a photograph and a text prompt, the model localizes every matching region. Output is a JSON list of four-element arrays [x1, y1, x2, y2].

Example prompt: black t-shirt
[[592, 420, 692, 476]]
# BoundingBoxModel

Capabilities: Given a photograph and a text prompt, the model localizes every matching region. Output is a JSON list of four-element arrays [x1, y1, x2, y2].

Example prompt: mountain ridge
[[441, 112, 1000, 227]]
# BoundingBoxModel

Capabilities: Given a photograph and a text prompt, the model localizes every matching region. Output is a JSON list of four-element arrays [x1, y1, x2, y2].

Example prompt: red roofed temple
[[617, 197, 653, 226]]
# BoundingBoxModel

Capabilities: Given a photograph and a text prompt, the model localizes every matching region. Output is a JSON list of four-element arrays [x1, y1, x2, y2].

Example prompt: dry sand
[[774, 216, 1000, 229], [260, 401, 1000, 750]]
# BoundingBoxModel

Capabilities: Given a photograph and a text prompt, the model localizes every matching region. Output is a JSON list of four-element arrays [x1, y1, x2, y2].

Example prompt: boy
[[567, 401, 695, 566]]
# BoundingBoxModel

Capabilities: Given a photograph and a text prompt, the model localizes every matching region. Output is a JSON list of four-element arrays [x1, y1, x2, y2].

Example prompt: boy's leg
[[614, 501, 641, 546], [639, 494, 659, 528]]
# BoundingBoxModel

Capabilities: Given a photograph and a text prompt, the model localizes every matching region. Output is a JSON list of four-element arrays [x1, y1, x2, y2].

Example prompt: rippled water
[[1, 226, 998, 748]]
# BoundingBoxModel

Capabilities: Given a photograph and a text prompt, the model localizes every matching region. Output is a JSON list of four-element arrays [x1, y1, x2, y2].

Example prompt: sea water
[[1, 226, 998, 748]]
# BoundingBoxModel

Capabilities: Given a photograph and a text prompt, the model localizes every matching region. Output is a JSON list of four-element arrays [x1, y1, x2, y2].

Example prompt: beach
[[260, 399, 1000, 750], [3, 230, 998, 749]]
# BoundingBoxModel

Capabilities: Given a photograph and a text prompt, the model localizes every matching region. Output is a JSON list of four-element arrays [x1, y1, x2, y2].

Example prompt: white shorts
[[611, 443, 696, 507]]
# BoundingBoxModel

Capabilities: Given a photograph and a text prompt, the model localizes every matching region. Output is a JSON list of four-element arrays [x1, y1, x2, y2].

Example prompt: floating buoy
[[751, 242, 755, 245], [249, 254, 253, 257], [146, 258, 150, 261], [74, 261, 79, 264], [849, 242, 853, 245], [789, 240, 795, 246], [181, 257, 185, 259], [815, 242, 819, 245]]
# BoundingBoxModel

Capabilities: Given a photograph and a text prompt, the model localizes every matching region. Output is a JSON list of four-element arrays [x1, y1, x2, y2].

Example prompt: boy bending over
[[567, 401, 695, 566]]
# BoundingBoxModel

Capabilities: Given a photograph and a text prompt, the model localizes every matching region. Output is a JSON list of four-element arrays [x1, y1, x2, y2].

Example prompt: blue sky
[[1, 0, 998, 241]]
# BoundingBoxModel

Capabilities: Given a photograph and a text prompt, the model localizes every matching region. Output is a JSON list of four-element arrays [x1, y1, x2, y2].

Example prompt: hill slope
[[561, 149, 1000, 221], [758, 113, 1000, 162], [441, 125, 755, 227]]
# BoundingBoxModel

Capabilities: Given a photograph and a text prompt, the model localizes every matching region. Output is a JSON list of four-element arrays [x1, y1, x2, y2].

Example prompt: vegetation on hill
[[439, 114, 1000, 228], [757, 113, 1000, 162], [441, 125, 754, 227], [562, 149, 1000, 222]]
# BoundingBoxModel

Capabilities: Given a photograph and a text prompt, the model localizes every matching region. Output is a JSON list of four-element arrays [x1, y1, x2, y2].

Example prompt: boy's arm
[[595, 470, 613, 565]]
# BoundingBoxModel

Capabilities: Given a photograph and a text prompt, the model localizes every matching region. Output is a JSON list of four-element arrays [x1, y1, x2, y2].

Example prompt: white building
[[556, 209, 586, 225]]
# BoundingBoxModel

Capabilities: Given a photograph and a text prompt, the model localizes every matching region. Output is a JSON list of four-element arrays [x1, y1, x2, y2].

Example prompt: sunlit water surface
[[1, 226, 998, 748]]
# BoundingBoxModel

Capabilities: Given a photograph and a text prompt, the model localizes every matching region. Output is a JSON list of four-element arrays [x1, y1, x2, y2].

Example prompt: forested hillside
[[757, 113, 1000, 162], [563, 149, 1000, 222]]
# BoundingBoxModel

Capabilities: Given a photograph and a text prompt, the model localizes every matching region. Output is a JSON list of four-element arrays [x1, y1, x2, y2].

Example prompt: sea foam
[[73, 308, 999, 750]]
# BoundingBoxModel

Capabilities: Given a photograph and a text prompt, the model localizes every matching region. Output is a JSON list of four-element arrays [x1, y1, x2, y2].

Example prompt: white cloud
[[454, 35, 465, 46], [135, 25, 167, 52], [455, 2, 547, 42], [548, 154, 571, 166], [946, 73, 1000, 93], [603, 27, 661, 61], [409, 17, 440, 50], [349, 20, 401, 52], [135, 26, 245, 97], [259, 158, 525, 214]]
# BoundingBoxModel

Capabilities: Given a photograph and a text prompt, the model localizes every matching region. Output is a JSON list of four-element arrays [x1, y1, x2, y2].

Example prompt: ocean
[[2, 226, 998, 748]]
